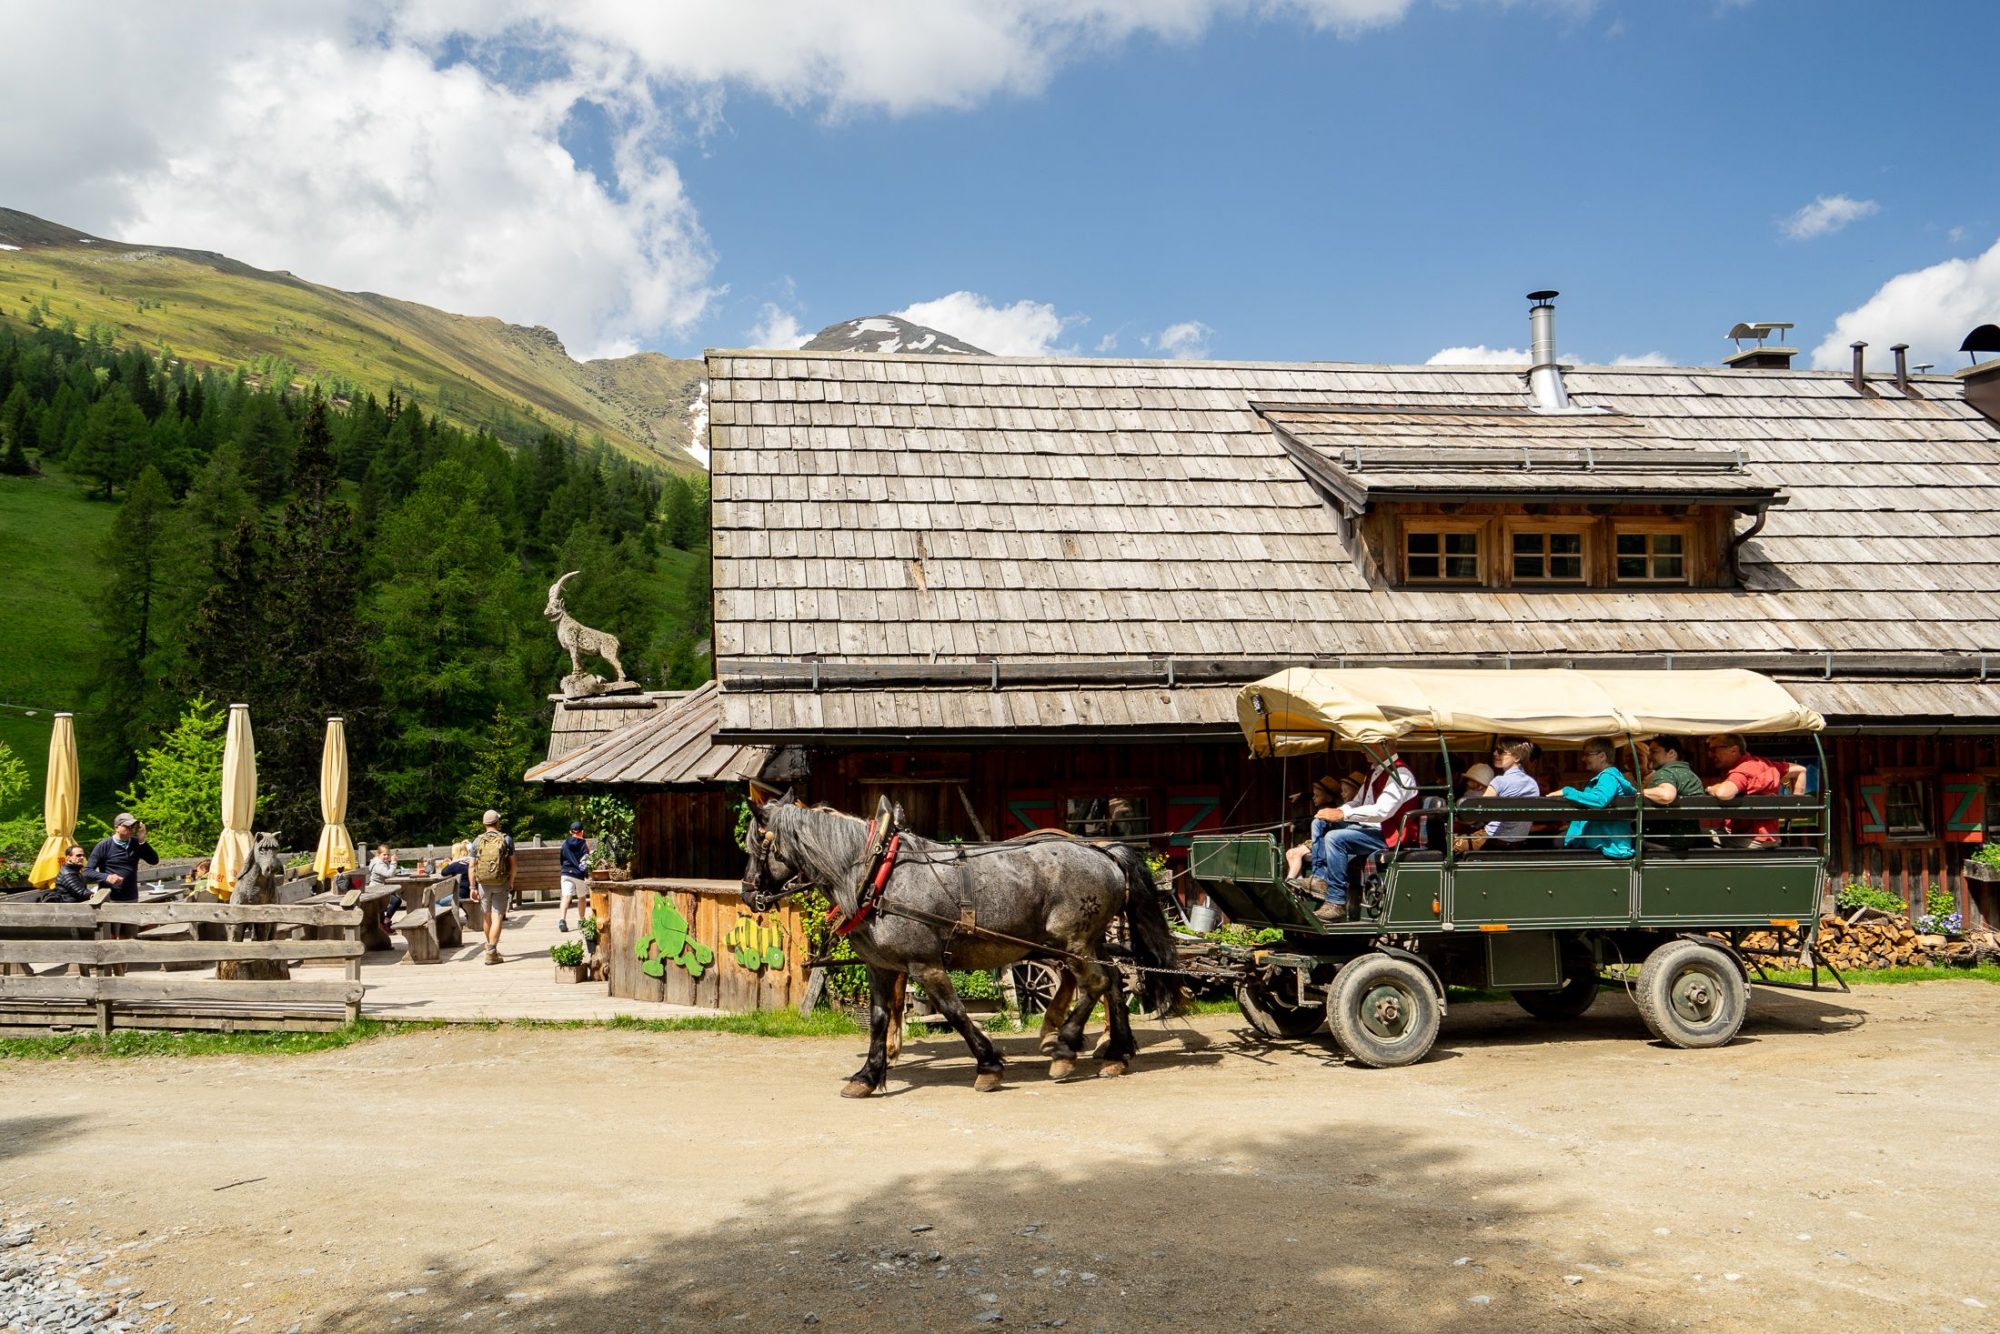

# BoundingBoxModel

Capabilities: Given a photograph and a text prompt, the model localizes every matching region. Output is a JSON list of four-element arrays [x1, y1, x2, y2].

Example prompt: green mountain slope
[[0, 208, 704, 470]]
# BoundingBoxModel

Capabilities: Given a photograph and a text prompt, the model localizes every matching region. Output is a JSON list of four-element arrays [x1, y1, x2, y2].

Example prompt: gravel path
[[1, 981, 1995, 1331]]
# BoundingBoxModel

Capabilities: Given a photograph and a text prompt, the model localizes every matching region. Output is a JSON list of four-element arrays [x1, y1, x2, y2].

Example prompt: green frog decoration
[[634, 895, 715, 978]]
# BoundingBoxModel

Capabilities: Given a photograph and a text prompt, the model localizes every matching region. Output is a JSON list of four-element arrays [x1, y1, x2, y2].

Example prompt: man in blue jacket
[[85, 813, 159, 902], [558, 819, 591, 933]]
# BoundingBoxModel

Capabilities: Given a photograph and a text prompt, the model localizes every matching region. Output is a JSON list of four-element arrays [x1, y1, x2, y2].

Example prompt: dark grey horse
[[741, 792, 1179, 1097]]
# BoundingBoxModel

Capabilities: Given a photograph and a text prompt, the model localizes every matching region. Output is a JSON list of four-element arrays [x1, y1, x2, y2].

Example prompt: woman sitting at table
[[438, 840, 472, 900], [365, 844, 404, 933]]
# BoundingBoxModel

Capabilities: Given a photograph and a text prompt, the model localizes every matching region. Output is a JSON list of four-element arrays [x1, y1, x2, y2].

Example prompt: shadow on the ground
[[0, 1114, 86, 1162], [303, 1109, 1654, 1333]]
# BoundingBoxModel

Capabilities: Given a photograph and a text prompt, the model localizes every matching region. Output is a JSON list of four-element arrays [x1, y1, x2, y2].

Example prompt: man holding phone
[[85, 812, 159, 903]]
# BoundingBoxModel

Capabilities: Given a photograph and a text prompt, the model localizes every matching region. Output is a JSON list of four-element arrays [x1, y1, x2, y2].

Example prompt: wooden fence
[[0, 901, 366, 1034]]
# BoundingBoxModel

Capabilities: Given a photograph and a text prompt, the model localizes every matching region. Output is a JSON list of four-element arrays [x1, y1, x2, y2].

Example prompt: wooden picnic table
[[300, 885, 400, 952], [382, 874, 463, 960]]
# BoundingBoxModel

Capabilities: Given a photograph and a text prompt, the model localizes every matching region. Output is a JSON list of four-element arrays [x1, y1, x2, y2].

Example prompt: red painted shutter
[[1002, 790, 1058, 838], [1855, 776, 1887, 846], [1943, 774, 1986, 844]]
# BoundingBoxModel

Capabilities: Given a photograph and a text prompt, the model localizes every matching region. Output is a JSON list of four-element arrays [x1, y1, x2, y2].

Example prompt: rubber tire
[[1327, 954, 1442, 1069], [1234, 978, 1327, 1039], [1512, 969, 1600, 1021], [1634, 939, 1747, 1049]]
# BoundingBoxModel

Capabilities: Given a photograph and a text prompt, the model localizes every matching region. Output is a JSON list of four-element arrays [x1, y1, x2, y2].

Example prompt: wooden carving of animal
[[220, 831, 288, 981], [544, 571, 628, 683], [741, 792, 1181, 1097]]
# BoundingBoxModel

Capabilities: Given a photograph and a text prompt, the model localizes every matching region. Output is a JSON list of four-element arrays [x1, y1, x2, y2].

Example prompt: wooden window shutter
[[1165, 787, 1223, 854], [1002, 791, 1057, 839], [1943, 774, 1986, 844], [1855, 776, 1887, 846]]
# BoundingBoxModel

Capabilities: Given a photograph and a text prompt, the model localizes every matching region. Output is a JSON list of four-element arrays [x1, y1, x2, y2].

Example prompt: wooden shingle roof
[[707, 351, 2000, 728], [531, 683, 772, 787]]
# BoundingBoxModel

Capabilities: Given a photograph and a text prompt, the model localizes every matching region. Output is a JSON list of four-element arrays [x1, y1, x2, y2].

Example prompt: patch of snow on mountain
[[684, 379, 710, 469], [0, 244, 17, 251], [855, 318, 900, 334]]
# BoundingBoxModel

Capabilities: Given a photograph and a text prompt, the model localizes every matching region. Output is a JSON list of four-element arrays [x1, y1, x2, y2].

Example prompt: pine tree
[[461, 703, 531, 832], [72, 386, 147, 498], [0, 383, 36, 465], [88, 465, 175, 785], [186, 516, 269, 711]]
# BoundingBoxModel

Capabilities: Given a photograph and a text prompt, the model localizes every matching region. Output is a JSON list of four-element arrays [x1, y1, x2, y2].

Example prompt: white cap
[[482, 809, 501, 825]]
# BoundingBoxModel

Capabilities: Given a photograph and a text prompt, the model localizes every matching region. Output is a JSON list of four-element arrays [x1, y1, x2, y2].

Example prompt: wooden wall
[[603, 881, 809, 1010], [633, 790, 744, 880], [1827, 734, 2000, 930]]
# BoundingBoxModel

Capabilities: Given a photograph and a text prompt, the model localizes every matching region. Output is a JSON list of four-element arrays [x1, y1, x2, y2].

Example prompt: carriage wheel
[[1327, 954, 1440, 1068], [1011, 960, 1065, 1016], [1634, 939, 1746, 1049], [1234, 976, 1326, 1039], [1512, 967, 1600, 1021]]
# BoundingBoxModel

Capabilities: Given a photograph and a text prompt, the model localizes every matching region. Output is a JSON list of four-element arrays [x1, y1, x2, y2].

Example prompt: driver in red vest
[[1292, 744, 1420, 924]]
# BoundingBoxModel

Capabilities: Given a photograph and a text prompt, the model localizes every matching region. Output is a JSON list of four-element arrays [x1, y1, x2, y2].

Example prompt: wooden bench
[[0, 900, 367, 1033]]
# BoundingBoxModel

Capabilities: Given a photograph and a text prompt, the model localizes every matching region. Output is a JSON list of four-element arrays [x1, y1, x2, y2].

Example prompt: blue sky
[[664, 3, 1995, 366], [10, 1, 1997, 371]]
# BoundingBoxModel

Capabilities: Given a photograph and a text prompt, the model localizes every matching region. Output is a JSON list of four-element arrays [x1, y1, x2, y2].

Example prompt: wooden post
[[345, 918, 362, 1026], [94, 908, 113, 1036]]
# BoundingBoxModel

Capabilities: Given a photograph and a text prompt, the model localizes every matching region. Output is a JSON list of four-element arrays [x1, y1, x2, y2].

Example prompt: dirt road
[[2, 982, 1995, 1331]]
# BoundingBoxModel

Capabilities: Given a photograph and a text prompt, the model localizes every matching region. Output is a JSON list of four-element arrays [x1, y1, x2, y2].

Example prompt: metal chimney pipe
[[1891, 343, 1910, 392], [1850, 341, 1868, 392], [1526, 290, 1570, 410]]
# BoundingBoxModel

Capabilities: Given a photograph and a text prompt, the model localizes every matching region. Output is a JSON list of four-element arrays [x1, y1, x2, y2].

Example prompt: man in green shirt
[[1640, 736, 1709, 847]]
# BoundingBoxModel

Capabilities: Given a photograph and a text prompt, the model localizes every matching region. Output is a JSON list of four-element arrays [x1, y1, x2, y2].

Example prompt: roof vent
[[1722, 321, 1796, 370], [1525, 290, 1570, 411]]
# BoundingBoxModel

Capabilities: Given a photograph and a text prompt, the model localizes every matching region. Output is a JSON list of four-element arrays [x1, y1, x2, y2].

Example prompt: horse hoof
[[1098, 1060, 1129, 1078], [1038, 1033, 1061, 1055], [840, 1079, 876, 1099], [1048, 1058, 1076, 1081], [973, 1071, 1003, 1093]]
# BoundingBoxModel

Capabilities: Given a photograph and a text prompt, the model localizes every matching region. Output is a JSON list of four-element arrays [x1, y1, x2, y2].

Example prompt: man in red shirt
[[1705, 734, 1808, 846]]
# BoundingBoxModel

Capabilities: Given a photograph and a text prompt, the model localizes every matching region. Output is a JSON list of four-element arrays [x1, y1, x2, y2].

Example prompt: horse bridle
[[742, 827, 813, 904]]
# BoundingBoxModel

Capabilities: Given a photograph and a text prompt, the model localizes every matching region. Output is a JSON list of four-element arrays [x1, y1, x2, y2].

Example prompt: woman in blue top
[[1553, 737, 1637, 859]]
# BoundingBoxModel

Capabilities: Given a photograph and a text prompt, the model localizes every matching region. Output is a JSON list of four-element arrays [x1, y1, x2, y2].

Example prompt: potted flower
[[549, 938, 588, 983], [1966, 844, 2000, 884]]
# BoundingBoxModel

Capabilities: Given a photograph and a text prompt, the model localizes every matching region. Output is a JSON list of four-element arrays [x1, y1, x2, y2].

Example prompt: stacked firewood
[[1732, 910, 2000, 971]]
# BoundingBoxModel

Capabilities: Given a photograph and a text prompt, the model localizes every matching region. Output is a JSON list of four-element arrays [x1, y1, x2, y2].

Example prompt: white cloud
[[1094, 332, 1120, 352], [1610, 351, 1672, 367], [1811, 235, 2000, 371], [893, 291, 1079, 355], [748, 304, 810, 349], [1427, 345, 1530, 365], [1148, 320, 1214, 359], [0, 2, 1555, 357], [1781, 194, 1880, 241]]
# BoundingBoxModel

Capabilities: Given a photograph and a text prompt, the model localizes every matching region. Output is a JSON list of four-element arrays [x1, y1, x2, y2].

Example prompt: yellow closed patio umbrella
[[27, 712, 78, 889], [311, 717, 356, 881], [208, 703, 257, 900]]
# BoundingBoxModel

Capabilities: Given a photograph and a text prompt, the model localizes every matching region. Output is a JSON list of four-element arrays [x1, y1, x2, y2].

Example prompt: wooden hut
[[547, 318, 2000, 930]]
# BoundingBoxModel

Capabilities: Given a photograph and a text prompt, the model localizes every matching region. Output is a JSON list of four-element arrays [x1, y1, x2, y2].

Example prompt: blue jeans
[[1313, 825, 1387, 905]]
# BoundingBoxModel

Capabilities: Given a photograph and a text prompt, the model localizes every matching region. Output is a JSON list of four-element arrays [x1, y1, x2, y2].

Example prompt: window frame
[[1611, 520, 1694, 586], [1502, 518, 1593, 587], [1399, 516, 1488, 587]]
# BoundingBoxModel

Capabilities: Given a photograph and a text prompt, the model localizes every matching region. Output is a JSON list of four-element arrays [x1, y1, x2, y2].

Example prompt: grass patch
[[1754, 963, 2000, 986], [0, 467, 116, 816], [0, 1017, 426, 1061]]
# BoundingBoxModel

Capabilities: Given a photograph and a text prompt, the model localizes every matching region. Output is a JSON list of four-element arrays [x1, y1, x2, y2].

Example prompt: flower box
[[553, 963, 588, 985], [1964, 860, 2000, 884]]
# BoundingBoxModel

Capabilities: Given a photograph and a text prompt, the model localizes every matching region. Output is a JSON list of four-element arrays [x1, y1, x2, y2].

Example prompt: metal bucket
[[1185, 902, 1220, 934]]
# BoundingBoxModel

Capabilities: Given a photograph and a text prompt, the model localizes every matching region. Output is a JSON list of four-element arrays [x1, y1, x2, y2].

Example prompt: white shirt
[[1343, 759, 1418, 829]]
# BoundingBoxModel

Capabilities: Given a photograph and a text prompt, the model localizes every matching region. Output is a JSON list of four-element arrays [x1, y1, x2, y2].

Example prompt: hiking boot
[[484, 949, 502, 965], [558, 920, 569, 932], [1314, 900, 1350, 924], [1286, 875, 1328, 896]]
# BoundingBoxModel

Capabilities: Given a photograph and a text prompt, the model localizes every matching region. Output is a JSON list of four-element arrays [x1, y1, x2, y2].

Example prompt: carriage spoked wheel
[[1512, 963, 1601, 1021], [1233, 977, 1327, 1039], [1011, 959, 1065, 1016], [1634, 939, 1746, 1049], [1327, 954, 1441, 1068]]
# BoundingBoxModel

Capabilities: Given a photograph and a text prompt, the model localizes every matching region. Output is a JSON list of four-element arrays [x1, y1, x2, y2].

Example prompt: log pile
[[1732, 910, 2000, 971]]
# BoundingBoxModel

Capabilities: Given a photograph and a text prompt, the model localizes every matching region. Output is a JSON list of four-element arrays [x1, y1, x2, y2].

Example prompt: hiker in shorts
[[558, 819, 591, 933], [470, 810, 516, 964]]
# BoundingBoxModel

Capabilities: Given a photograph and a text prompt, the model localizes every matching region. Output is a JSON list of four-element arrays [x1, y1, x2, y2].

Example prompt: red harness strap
[[829, 833, 900, 936]]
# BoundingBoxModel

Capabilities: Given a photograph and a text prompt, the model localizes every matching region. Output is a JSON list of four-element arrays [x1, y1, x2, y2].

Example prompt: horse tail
[[1109, 843, 1182, 1017]]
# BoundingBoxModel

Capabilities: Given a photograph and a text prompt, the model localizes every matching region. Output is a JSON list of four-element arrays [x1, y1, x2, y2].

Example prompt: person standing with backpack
[[470, 809, 516, 964]]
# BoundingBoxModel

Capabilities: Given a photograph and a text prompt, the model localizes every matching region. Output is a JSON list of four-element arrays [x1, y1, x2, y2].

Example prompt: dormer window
[[1613, 525, 1690, 584], [1404, 523, 1481, 584], [1508, 522, 1588, 584]]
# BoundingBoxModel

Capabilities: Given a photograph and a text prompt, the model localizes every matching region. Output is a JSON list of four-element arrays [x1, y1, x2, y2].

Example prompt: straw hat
[[1462, 762, 1497, 788]]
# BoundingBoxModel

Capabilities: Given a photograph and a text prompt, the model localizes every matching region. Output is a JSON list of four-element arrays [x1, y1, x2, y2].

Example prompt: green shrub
[[949, 968, 1002, 1001], [1973, 843, 2000, 869], [1834, 882, 1908, 915], [548, 940, 585, 967]]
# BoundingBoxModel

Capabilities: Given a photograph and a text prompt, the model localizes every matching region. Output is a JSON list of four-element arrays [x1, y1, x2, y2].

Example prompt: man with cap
[[84, 813, 159, 903], [469, 809, 516, 964], [558, 818, 592, 933]]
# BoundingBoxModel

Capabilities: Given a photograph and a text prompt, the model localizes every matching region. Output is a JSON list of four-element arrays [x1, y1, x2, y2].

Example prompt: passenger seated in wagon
[[1288, 745, 1420, 924], [1552, 737, 1636, 858], [1704, 734, 1809, 847], [1283, 770, 1362, 881], [1639, 735, 1709, 849], [1454, 739, 1541, 853]]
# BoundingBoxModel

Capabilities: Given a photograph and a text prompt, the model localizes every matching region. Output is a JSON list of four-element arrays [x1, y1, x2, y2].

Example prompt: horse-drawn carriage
[[1191, 667, 1834, 1067]]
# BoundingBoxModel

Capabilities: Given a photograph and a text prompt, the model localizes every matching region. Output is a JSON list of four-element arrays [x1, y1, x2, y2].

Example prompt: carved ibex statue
[[545, 571, 629, 684]]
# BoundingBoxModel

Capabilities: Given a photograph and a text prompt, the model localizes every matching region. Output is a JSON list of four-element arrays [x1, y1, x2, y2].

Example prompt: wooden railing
[[0, 901, 366, 1034]]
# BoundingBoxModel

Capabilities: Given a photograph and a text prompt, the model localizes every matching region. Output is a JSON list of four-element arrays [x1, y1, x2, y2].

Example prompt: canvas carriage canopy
[[1237, 667, 1824, 755]]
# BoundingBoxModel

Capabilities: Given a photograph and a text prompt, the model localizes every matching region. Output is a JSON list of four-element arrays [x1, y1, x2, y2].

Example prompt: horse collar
[[829, 833, 901, 937]]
